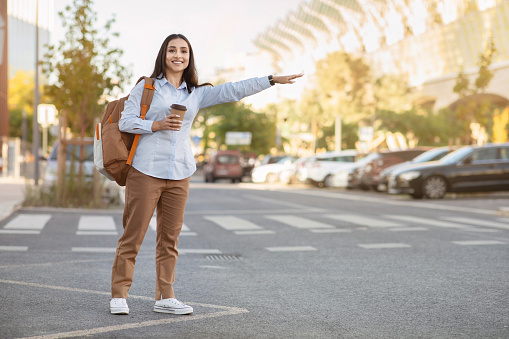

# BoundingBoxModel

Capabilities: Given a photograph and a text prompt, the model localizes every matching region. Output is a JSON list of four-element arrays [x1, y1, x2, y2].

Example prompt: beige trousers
[[111, 167, 190, 300]]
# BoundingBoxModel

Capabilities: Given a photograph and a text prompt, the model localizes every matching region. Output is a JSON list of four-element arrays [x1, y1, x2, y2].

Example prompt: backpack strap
[[127, 77, 156, 165]]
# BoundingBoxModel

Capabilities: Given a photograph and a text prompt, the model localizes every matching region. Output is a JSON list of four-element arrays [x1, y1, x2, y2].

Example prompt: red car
[[204, 150, 243, 183]]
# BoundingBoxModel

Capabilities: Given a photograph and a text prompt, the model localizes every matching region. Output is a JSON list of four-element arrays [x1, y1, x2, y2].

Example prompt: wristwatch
[[268, 75, 275, 86]]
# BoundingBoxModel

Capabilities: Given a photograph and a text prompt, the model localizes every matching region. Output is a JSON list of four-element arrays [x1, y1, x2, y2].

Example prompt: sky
[[51, 0, 306, 98]]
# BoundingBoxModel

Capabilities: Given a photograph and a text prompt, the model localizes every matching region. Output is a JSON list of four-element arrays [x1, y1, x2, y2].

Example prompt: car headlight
[[399, 171, 421, 181]]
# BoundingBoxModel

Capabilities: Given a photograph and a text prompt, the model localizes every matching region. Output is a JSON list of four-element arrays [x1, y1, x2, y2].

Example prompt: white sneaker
[[110, 298, 129, 315], [154, 298, 193, 315]]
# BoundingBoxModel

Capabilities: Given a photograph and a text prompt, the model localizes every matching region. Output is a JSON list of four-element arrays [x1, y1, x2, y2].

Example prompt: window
[[500, 148, 509, 160], [471, 148, 498, 162], [217, 155, 239, 164]]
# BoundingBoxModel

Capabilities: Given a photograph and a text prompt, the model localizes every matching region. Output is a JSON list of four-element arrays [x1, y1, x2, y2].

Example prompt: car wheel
[[205, 176, 210, 183], [422, 176, 447, 199], [323, 175, 334, 188], [266, 173, 277, 183]]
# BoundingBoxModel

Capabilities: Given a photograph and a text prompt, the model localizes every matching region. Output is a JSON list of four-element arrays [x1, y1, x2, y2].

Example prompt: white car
[[43, 139, 121, 202], [279, 156, 313, 184], [330, 164, 358, 188], [251, 156, 295, 183], [306, 150, 358, 187]]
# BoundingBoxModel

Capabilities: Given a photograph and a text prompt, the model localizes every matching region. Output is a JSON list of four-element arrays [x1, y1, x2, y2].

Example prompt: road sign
[[225, 131, 252, 146], [37, 104, 57, 127]]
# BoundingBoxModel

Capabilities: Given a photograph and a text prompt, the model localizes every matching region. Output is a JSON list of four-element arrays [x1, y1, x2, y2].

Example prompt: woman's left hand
[[273, 73, 304, 85]]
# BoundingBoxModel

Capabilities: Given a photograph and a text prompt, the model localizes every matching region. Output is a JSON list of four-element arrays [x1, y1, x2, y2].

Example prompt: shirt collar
[[156, 74, 187, 90]]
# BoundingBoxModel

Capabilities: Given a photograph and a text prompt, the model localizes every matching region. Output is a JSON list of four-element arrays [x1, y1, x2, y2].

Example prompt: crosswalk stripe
[[451, 240, 506, 246], [149, 216, 191, 232], [265, 215, 334, 229], [78, 216, 117, 234], [310, 229, 352, 233], [0, 230, 40, 234], [442, 217, 509, 230], [76, 231, 119, 236], [72, 247, 117, 253], [204, 216, 263, 231], [234, 230, 275, 235], [325, 214, 402, 228], [4, 214, 51, 230], [0, 245, 28, 251], [385, 215, 468, 229], [179, 249, 221, 254], [266, 246, 317, 252], [358, 243, 411, 249]]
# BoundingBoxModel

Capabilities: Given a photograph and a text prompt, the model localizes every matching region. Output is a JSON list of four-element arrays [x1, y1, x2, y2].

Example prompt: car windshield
[[217, 155, 239, 164], [411, 148, 448, 162], [438, 146, 473, 164]]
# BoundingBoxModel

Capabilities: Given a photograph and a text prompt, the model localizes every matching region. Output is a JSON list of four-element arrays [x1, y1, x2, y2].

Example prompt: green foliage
[[40, 0, 131, 138], [452, 38, 498, 142], [194, 101, 276, 155]]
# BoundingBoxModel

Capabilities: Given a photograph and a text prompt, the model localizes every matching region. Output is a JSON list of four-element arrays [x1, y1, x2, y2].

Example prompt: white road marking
[[442, 217, 509, 230], [78, 216, 116, 231], [71, 247, 117, 253], [179, 249, 222, 254], [265, 246, 317, 252], [326, 214, 403, 228], [179, 232, 197, 236], [149, 216, 191, 232], [358, 243, 412, 249], [0, 229, 40, 234], [0, 245, 28, 251], [204, 215, 262, 231], [265, 215, 334, 229], [389, 227, 429, 232], [76, 231, 119, 236], [451, 240, 506, 246], [309, 229, 352, 233], [4, 214, 51, 230], [0, 279, 248, 339], [234, 230, 275, 235], [385, 215, 468, 229]]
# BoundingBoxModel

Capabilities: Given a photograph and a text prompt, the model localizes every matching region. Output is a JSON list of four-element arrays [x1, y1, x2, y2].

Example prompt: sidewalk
[[0, 177, 26, 222]]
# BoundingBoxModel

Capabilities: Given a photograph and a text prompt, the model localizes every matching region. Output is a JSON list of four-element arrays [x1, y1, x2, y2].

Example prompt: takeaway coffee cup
[[170, 104, 187, 131]]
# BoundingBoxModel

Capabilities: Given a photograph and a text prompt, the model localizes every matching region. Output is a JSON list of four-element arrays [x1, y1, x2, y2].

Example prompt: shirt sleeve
[[198, 76, 271, 109], [118, 79, 155, 134]]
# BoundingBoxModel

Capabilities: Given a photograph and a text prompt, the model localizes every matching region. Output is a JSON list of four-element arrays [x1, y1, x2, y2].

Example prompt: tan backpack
[[94, 76, 155, 186]]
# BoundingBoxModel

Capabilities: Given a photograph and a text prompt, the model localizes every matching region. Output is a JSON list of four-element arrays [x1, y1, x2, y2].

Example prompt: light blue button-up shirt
[[119, 76, 271, 180]]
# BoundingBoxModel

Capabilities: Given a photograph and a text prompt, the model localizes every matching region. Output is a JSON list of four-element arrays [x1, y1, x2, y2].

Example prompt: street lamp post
[[32, 0, 39, 185]]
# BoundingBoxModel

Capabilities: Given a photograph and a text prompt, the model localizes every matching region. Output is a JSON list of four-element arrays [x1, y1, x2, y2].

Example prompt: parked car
[[251, 156, 295, 183], [306, 150, 358, 187], [204, 150, 243, 183], [43, 139, 120, 201], [349, 148, 429, 190], [279, 156, 313, 184], [388, 143, 509, 199], [257, 154, 289, 167], [377, 146, 456, 191]]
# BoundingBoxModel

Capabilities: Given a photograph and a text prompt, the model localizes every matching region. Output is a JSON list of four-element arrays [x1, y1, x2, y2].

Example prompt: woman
[[110, 33, 302, 315]]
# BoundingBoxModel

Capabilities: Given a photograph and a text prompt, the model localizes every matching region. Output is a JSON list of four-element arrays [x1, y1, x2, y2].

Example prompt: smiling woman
[[110, 33, 303, 316]]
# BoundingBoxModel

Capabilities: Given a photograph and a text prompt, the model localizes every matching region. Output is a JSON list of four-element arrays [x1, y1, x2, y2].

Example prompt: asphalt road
[[1, 178, 508, 338]]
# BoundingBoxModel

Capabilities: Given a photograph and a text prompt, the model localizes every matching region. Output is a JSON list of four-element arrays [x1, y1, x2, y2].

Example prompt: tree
[[40, 0, 131, 184], [452, 38, 498, 143], [41, 0, 131, 141], [194, 101, 276, 156]]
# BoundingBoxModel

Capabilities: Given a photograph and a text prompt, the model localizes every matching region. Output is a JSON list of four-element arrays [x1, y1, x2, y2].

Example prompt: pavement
[[0, 177, 26, 222]]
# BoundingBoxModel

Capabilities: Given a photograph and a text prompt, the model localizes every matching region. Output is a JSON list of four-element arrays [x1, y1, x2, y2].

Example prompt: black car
[[377, 146, 456, 191], [388, 143, 509, 199]]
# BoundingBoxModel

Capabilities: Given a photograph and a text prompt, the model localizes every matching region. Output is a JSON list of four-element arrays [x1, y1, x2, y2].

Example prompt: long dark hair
[[150, 33, 212, 93]]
